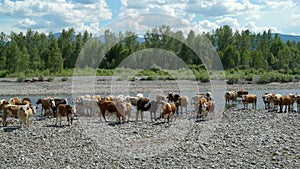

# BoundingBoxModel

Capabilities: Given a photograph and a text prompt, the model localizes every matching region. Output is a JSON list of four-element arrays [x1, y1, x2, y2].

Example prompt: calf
[[242, 94, 257, 109], [17, 106, 37, 128], [55, 104, 75, 126]]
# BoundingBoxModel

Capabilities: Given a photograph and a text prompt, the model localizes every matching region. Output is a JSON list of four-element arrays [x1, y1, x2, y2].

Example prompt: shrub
[[226, 77, 238, 85], [281, 74, 293, 83], [61, 77, 68, 81], [17, 72, 26, 82], [38, 74, 44, 81], [47, 76, 54, 82]]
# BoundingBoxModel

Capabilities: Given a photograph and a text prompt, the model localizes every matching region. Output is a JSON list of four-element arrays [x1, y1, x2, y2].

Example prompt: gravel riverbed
[[0, 77, 300, 168]]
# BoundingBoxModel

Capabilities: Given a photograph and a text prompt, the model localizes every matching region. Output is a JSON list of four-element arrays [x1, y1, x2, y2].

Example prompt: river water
[[1, 88, 299, 118]]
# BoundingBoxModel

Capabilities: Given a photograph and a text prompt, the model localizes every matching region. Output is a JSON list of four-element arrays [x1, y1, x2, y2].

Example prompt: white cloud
[[17, 18, 36, 28], [119, 0, 190, 20], [263, 0, 295, 9], [185, 0, 262, 18], [243, 21, 279, 33], [0, 0, 112, 33]]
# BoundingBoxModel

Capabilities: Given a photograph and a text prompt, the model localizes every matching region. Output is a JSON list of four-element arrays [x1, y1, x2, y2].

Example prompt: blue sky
[[0, 0, 300, 36]]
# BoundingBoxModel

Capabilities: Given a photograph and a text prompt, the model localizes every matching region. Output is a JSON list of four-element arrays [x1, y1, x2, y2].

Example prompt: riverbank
[[0, 109, 299, 168], [0, 76, 300, 96], [0, 77, 300, 168]]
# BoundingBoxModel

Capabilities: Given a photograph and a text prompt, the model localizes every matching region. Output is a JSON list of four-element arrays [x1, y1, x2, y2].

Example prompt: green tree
[[58, 28, 75, 68], [6, 41, 21, 73], [31, 45, 42, 71], [222, 45, 240, 69], [19, 46, 30, 72], [48, 34, 63, 72]]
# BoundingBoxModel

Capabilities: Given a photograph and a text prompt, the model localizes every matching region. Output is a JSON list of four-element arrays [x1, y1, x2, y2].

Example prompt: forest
[[0, 25, 300, 83]]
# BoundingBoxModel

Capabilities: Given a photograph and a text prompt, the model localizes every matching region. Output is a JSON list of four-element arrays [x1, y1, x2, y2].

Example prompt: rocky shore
[[0, 77, 300, 168], [0, 109, 299, 168]]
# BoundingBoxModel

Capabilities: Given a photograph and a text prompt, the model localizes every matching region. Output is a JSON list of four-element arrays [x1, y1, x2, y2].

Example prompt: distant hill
[[272, 33, 300, 42]]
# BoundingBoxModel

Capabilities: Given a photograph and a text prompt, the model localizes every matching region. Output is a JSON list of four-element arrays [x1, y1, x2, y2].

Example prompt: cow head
[[30, 106, 38, 114], [36, 98, 43, 104]]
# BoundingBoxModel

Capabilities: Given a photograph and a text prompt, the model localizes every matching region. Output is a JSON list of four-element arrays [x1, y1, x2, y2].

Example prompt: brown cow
[[237, 90, 248, 98], [175, 95, 189, 115], [98, 100, 126, 123], [242, 94, 257, 109], [158, 101, 174, 123], [224, 91, 237, 105], [197, 97, 207, 119], [204, 101, 215, 113], [200, 101, 215, 119], [55, 104, 75, 126], [36, 97, 55, 116], [270, 94, 282, 112], [1, 104, 22, 127], [9, 97, 21, 105], [279, 95, 294, 113]]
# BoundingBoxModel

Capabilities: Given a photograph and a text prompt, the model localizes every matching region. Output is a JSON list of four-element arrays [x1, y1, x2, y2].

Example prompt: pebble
[[0, 104, 300, 168]]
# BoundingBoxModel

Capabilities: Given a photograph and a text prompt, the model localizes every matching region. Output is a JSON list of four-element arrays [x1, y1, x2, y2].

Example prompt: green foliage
[[61, 77, 68, 81], [257, 71, 293, 84], [47, 76, 54, 82], [38, 74, 44, 81], [1, 26, 300, 84], [17, 72, 26, 82]]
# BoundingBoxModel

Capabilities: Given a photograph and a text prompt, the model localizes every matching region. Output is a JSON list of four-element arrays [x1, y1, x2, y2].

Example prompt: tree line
[[0, 25, 300, 77]]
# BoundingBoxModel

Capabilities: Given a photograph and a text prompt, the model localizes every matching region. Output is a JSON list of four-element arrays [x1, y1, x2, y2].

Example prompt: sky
[[0, 0, 300, 36]]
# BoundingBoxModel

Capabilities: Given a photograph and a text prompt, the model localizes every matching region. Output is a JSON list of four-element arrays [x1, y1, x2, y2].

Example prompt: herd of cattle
[[225, 90, 300, 113], [0, 90, 299, 128]]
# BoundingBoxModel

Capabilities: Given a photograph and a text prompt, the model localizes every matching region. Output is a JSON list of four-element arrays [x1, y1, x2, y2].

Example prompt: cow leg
[[27, 118, 30, 128], [67, 116, 70, 126], [141, 111, 144, 121], [19, 119, 23, 128], [55, 116, 58, 126], [101, 110, 107, 122], [136, 111, 139, 121]]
